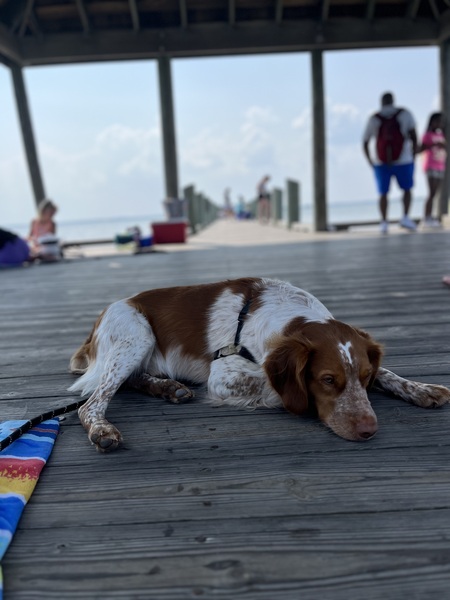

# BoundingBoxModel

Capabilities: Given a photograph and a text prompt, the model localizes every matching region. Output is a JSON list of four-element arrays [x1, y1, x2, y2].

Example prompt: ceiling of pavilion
[[1, 0, 450, 67]]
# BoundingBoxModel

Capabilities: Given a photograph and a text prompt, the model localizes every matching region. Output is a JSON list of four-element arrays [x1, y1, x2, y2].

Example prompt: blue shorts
[[373, 163, 414, 195]]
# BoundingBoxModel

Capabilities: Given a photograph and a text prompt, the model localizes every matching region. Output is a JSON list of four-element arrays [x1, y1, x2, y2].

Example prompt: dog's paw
[[88, 422, 123, 452], [409, 383, 450, 408], [163, 382, 194, 404]]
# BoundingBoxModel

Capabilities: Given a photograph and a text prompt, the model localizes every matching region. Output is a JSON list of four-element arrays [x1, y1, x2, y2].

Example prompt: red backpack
[[376, 109, 404, 164]]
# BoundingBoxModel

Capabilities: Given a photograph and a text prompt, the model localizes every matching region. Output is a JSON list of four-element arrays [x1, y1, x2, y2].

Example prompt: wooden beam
[[229, 0, 236, 26], [158, 55, 179, 200], [406, 0, 421, 20], [275, 0, 283, 24], [365, 0, 377, 21], [18, 0, 35, 38], [179, 0, 188, 29], [440, 40, 450, 215], [321, 0, 331, 22], [75, 0, 91, 34], [128, 0, 140, 31], [311, 50, 328, 232], [18, 19, 441, 66], [429, 0, 440, 21], [27, 12, 42, 38], [0, 23, 22, 64], [10, 64, 46, 207]]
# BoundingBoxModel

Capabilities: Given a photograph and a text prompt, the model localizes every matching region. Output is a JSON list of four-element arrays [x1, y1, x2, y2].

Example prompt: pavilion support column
[[439, 40, 450, 216], [10, 64, 46, 208], [311, 50, 328, 231], [157, 55, 179, 200]]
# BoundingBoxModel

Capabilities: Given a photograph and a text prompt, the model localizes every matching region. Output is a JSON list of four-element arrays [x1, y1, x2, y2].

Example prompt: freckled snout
[[321, 397, 378, 442]]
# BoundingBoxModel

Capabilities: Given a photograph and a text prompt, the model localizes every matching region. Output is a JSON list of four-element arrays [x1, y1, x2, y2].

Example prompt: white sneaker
[[399, 216, 417, 231], [380, 220, 388, 234], [422, 217, 442, 229]]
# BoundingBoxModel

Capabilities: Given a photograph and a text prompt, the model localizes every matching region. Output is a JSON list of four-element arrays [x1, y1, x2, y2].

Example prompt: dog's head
[[264, 320, 383, 441]]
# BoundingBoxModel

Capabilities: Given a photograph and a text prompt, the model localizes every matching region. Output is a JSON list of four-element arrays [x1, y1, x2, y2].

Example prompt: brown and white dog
[[68, 277, 450, 451]]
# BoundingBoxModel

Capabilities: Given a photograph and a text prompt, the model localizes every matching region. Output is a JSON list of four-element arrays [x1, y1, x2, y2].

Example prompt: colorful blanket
[[0, 419, 59, 599]]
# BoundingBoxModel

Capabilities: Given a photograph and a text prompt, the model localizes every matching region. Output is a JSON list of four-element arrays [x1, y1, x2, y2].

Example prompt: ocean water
[[5, 196, 424, 242]]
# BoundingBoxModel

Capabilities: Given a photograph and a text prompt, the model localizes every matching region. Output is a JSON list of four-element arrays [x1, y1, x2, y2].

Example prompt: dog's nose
[[356, 417, 378, 440]]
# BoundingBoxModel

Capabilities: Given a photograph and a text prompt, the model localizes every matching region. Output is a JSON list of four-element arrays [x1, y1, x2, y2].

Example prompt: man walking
[[363, 92, 418, 234]]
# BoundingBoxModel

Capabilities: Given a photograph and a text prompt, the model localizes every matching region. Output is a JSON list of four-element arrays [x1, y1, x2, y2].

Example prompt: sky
[[0, 46, 440, 226]]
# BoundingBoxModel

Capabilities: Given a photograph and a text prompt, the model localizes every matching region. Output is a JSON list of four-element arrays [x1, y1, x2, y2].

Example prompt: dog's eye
[[322, 375, 335, 386]]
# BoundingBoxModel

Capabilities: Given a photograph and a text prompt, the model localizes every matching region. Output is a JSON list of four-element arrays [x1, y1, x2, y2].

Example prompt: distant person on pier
[[363, 92, 418, 234], [28, 198, 62, 261], [223, 188, 234, 217], [419, 112, 446, 229], [257, 175, 271, 223]]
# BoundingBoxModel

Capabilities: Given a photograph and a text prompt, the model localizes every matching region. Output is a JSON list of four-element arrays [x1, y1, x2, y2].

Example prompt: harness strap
[[213, 299, 257, 364], [234, 299, 251, 345]]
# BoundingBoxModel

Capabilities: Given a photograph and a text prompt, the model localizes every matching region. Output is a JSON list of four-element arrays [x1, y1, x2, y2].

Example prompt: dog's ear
[[355, 327, 384, 387], [264, 335, 311, 414]]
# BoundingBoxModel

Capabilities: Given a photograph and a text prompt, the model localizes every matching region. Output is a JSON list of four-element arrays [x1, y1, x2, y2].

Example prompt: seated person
[[28, 199, 62, 261]]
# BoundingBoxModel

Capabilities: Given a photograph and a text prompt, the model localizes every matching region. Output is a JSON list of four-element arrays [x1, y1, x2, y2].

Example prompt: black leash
[[0, 398, 88, 452]]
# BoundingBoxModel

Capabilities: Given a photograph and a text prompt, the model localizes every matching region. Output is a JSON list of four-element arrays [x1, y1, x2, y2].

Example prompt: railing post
[[287, 179, 300, 228], [184, 184, 196, 234], [271, 188, 283, 225]]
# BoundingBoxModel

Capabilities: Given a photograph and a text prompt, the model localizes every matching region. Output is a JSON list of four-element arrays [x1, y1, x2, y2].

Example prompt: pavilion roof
[[0, 0, 449, 67]]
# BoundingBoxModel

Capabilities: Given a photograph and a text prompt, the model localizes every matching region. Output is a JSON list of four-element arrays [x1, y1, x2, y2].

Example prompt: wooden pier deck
[[2, 220, 450, 599]]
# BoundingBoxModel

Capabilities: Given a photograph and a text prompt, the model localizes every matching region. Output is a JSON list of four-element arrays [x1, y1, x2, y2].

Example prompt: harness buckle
[[217, 343, 241, 358]]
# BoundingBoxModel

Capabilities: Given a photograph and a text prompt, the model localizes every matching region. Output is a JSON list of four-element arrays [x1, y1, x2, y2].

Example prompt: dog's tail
[[69, 342, 91, 374], [68, 311, 105, 396]]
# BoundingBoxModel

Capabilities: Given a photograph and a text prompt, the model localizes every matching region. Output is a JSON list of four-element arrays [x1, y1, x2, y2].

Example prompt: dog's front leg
[[79, 339, 151, 452], [375, 367, 450, 408], [79, 384, 123, 452], [128, 373, 194, 403], [207, 356, 277, 409]]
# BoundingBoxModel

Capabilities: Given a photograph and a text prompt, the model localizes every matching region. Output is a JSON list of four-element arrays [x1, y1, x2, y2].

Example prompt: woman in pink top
[[420, 112, 446, 227], [28, 198, 60, 260]]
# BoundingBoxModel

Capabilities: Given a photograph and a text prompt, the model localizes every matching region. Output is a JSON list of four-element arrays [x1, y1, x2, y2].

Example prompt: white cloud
[[181, 105, 278, 176], [329, 102, 360, 120]]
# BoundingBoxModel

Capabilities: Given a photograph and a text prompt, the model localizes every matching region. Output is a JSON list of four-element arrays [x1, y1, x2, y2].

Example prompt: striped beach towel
[[0, 419, 59, 599]]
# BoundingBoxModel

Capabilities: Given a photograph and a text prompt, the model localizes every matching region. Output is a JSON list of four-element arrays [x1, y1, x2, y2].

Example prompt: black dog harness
[[213, 299, 257, 364]]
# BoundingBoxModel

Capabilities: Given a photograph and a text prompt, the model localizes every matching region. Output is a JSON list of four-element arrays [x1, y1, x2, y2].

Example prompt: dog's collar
[[213, 299, 257, 364]]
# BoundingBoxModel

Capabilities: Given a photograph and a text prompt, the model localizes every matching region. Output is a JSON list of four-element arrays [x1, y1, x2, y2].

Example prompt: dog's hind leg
[[77, 301, 154, 452], [128, 373, 194, 403], [375, 367, 450, 408]]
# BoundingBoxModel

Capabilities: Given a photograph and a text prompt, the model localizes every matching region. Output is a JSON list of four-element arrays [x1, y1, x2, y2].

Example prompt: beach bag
[[37, 234, 61, 260], [376, 109, 404, 164]]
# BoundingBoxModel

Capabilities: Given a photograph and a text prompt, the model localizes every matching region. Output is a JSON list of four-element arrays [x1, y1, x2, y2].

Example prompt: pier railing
[[183, 185, 220, 234]]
